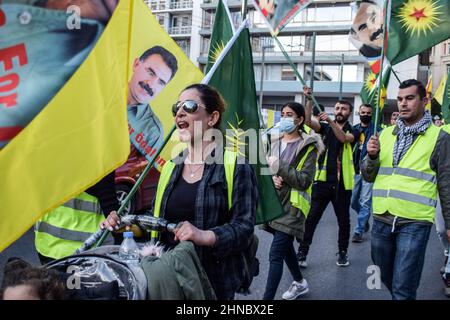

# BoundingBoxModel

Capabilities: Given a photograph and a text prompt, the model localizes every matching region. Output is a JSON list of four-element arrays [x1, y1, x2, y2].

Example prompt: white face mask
[[279, 117, 297, 133]]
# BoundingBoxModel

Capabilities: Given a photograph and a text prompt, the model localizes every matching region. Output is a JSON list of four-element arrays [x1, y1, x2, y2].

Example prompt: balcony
[[169, 26, 192, 35], [170, 1, 193, 10]]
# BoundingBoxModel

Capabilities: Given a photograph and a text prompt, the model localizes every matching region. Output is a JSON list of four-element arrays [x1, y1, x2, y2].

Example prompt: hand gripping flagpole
[[76, 20, 250, 253], [75, 125, 176, 253]]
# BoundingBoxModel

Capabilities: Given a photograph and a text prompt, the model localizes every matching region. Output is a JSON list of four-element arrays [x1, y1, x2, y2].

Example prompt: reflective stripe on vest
[[151, 150, 237, 241], [372, 125, 440, 222], [35, 192, 103, 259], [290, 145, 315, 217], [315, 141, 355, 190]]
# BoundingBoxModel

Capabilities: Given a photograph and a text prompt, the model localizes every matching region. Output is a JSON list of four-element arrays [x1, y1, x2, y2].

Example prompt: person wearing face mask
[[350, 104, 381, 243], [102, 84, 259, 300], [297, 86, 359, 268], [262, 102, 324, 300]]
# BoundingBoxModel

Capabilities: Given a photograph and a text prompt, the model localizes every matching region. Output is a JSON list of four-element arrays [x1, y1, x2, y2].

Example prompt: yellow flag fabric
[[425, 75, 432, 110], [128, 0, 203, 168], [0, 1, 133, 251], [434, 73, 448, 106]]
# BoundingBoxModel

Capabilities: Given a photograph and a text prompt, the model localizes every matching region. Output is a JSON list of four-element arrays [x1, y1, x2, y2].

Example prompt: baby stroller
[[45, 245, 147, 300], [45, 215, 177, 300]]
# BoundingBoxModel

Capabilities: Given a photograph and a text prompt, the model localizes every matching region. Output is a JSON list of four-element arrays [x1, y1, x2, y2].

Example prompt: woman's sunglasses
[[172, 100, 206, 117]]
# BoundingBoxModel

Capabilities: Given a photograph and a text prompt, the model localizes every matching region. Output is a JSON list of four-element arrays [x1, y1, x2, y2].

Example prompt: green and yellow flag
[[205, 0, 234, 74], [433, 72, 450, 124], [207, 22, 284, 224], [387, 0, 450, 65], [360, 66, 391, 110]]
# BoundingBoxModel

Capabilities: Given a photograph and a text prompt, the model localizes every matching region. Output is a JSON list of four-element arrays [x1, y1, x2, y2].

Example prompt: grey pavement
[[1, 203, 448, 300]]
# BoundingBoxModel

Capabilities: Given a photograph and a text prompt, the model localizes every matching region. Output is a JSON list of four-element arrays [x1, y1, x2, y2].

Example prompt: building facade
[[145, 0, 427, 125]]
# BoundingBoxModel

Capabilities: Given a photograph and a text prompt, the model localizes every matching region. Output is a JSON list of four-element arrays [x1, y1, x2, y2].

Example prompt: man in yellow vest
[[298, 86, 358, 267], [362, 79, 450, 300], [35, 172, 119, 264]]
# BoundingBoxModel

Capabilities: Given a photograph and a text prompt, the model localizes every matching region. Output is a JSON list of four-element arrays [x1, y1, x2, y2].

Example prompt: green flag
[[205, 0, 234, 74], [360, 66, 391, 110], [387, 0, 450, 65], [440, 73, 450, 124], [208, 25, 284, 224]]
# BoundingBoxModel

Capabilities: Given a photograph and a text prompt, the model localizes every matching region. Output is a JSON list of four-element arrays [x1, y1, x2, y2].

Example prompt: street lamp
[[259, 44, 275, 109]]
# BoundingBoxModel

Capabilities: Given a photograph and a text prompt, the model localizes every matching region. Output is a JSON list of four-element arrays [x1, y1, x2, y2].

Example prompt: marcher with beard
[[350, 104, 381, 243], [127, 46, 178, 156], [103, 84, 258, 300], [262, 102, 324, 300], [362, 79, 450, 300], [297, 86, 358, 267]]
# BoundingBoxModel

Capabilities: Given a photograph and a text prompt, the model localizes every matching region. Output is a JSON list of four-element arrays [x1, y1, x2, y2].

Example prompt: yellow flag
[[127, 0, 203, 168], [425, 75, 432, 110], [434, 73, 448, 106], [0, 1, 133, 251]]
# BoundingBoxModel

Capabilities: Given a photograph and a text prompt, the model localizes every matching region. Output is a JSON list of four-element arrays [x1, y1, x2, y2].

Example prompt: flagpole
[[374, 0, 390, 128], [391, 68, 402, 84], [272, 35, 323, 113], [77, 125, 177, 252]]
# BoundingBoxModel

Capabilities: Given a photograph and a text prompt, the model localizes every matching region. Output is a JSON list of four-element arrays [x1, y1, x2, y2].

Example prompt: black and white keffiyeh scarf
[[393, 111, 432, 166]]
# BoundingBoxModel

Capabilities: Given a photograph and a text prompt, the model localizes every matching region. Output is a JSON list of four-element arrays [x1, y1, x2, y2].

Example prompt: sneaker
[[297, 252, 308, 268], [352, 233, 363, 243], [336, 250, 350, 267], [281, 279, 309, 300], [443, 273, 450, 298], [364, 221, 370, 233]]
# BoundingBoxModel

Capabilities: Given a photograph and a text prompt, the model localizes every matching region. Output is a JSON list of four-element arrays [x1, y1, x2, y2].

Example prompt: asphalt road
[[1, 204, 448, 300]]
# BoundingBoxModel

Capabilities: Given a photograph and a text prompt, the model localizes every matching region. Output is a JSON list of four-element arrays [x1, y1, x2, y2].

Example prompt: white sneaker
[[281, 279, 309, 300]]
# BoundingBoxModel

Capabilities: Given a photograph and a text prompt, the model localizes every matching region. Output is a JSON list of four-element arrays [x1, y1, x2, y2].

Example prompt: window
[[156, 14, 165, 26], [305, 64, 358, 82], [281, 65, 296, 81], [446, 42, 450, 55], [447, 64, 450, 75], [201, 37, 210, 54], [203, 11, 213, 29], [176, 40, 190, 56]]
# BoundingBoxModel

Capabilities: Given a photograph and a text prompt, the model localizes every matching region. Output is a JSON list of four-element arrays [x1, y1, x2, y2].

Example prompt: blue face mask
[[279, 117, 297, 133]]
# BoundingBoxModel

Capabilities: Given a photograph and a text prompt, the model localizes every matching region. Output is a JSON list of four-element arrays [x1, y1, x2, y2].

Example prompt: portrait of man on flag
[[349, 0, 383, 60], [127, 46, 178, 160]]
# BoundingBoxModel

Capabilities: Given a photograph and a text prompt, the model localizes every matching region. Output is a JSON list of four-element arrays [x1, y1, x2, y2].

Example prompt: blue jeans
[[263, 231, 303, 300], [371, 219, 431, 300], [351, 174, 373, 235]]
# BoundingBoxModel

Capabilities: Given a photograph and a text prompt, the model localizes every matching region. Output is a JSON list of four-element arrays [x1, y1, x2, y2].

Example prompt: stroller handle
[[75, 215, 178, 254]]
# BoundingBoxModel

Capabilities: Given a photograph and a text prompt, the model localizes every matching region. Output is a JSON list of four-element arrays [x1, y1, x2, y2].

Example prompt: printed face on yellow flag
[[127, 0, 204, 168]]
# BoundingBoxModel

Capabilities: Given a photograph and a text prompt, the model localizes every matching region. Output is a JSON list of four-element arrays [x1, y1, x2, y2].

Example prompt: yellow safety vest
[[151, 150, 237, 241], [442, 124, 450, 134], [35, 192, 104, 259], [315, 140, 355, 190], [290, 145, 316, 217], [372, 125, 441, 222]]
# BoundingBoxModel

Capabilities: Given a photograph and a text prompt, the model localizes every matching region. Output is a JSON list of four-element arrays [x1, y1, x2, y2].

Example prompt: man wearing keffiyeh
[[361, 79, 450, 300]]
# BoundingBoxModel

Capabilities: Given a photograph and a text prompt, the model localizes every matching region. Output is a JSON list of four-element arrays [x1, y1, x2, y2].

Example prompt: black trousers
[[299, 181, 352, 254]]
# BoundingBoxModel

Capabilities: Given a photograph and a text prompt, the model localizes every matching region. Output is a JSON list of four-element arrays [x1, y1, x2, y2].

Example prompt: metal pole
[[91, 125, 176, 249], [374, 0, 390, 128], [309, 32, 316, 91], [259, 47, 266, 110], [241, 0, 248, 21], [339, 53, 344, 100], [272, 36, 322, 113]]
